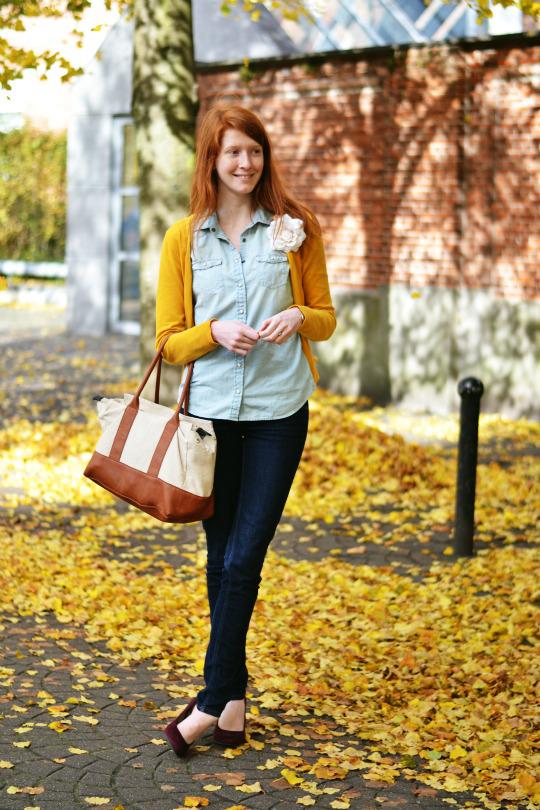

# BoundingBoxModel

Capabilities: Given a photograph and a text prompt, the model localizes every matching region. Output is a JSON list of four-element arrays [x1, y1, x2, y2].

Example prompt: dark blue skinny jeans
[[187, 400, 309, 717]]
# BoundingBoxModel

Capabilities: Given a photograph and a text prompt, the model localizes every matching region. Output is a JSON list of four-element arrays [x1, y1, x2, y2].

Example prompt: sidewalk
[[0, 306, 537, 810]]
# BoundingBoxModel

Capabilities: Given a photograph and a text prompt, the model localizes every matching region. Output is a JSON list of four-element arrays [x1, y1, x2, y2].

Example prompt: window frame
[[109, 115, 140, 335]]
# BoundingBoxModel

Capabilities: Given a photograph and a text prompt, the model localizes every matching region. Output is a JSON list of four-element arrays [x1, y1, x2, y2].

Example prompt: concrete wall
[[316, 286, 540, 419]]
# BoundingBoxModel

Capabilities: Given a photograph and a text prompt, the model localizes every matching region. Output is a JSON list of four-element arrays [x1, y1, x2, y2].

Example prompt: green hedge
[[0, 125, 66, 262]]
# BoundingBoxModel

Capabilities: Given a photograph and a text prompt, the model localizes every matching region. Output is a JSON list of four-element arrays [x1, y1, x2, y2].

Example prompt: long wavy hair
[[190, 104, 319, 240]]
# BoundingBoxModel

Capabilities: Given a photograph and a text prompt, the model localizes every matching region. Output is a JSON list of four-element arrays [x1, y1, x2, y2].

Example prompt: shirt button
[[242, 237, 246, 242], [211, 227, 215, 232], [235, 389, 240, 394]]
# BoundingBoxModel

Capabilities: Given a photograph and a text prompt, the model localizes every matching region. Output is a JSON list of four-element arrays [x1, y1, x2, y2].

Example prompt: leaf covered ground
[[0, 331, 538, 810]]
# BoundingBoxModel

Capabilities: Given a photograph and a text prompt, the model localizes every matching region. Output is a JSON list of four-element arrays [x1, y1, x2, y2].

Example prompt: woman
[[157, 104, 336, 756]]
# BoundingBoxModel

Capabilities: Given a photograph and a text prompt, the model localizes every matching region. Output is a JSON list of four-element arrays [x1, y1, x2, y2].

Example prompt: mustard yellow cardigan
[[155, 214, 336, 384]]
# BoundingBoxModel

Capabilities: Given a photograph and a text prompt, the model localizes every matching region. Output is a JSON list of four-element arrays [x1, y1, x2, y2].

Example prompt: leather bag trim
[[83, 452, 214, 523]]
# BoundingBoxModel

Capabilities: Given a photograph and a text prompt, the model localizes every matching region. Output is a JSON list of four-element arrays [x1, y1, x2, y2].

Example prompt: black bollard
[[453, 377, 484, 557]]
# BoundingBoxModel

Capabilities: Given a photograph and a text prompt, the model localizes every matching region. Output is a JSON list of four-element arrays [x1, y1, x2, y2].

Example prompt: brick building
[[66, 2, 540, 417]]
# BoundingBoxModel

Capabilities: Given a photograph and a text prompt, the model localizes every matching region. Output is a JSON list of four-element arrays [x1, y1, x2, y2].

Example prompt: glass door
[[110, 117, 140, 334]]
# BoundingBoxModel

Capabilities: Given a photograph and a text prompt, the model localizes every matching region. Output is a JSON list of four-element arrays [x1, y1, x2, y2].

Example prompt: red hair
[[190, 104, 319, 240]]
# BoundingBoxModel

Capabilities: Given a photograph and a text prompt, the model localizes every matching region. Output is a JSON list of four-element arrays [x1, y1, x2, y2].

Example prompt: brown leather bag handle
[[110, 336, 193, 463], [130, 335, 192, 407], [146, 364, 195, 476], [131, 335, 168, 407]]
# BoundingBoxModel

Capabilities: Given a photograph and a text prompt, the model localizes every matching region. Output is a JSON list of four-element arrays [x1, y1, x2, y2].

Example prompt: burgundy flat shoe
[[213, 698, 247, 747], [164, 696, 198, 757]]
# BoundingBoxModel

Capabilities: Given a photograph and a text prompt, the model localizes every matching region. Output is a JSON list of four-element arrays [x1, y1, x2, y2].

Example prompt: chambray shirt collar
[[199, 207, 273, 231]]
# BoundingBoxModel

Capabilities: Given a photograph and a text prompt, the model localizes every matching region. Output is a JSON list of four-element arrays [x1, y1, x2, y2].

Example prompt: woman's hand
[[258, 307, 304, 344], [210, 320, 260, 356]]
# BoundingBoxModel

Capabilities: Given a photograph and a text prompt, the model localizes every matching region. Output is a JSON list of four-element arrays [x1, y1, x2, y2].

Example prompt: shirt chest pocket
[[191, 257, 223, 295], [253, 253, 290, 289]]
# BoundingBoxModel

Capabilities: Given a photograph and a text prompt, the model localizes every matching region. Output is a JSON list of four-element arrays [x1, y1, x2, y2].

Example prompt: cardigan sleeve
[[289, 223, 336, 342], [155, 224, 219, 365]]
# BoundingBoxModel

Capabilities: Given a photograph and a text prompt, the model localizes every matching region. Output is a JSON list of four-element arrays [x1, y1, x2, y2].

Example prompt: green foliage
[[443, 0, 540, 23], [239, 56, 255, 82], [220, 0, 313, 23], [0, 124, 66, 262], [226, 0, 540, 24], [301, 60, 321, 75], [0, 0, 133, 90]]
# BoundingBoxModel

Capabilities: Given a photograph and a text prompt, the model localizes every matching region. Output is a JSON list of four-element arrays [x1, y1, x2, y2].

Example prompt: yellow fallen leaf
[[222, 747, 245, 758], [449, 745, 468, 760], [281, 768, 304, 785], [313, 764, 348, 780], [259, 758, 281, 769], [235, 781, 262, 793], [48, 721, 71, 732], [13, 742, 31, 748], [84, 799, 111, 806], [68, 747, 89, 755], [518, 771, 538, 792], [48, 705, 69, 715], [7, 786, 44, 795], [73, 715, 99, 725], [183, 798, 209, 807], [0, 761, 14, 768]]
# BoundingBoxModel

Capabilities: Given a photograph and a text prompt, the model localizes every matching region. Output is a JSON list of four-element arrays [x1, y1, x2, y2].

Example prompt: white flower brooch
[[268, 214, 306, 253]]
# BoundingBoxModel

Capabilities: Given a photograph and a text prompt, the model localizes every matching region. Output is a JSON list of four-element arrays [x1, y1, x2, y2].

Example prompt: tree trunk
[[132, 0, 196, 402]]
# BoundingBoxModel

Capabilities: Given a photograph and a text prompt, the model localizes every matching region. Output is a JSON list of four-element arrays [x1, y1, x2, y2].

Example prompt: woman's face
[[214, 128, 264, 199]]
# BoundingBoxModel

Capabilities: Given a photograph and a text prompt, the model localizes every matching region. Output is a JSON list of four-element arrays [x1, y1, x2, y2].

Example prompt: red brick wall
[[197, 39, 540, 301]]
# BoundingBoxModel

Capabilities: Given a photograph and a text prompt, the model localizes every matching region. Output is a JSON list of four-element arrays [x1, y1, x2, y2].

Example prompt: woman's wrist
[[293, 307, 305, 327]]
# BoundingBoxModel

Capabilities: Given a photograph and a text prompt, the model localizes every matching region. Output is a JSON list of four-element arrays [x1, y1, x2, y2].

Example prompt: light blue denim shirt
[[183, 207, 315, 421]]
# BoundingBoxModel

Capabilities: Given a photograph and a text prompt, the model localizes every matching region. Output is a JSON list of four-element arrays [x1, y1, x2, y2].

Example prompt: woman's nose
[[239, 152, 252, 168]]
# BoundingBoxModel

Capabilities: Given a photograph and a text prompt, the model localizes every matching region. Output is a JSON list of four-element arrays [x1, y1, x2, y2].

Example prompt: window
[[110, 117, 140, 333], [279, 0, 494, 51]]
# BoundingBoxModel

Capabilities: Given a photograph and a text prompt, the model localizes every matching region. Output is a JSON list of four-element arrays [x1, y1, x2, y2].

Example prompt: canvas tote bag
[[83, 335, 216, 522]]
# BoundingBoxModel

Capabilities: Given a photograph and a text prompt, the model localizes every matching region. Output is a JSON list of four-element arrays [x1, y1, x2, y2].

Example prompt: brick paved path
[[0, 308, 533, 810]]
